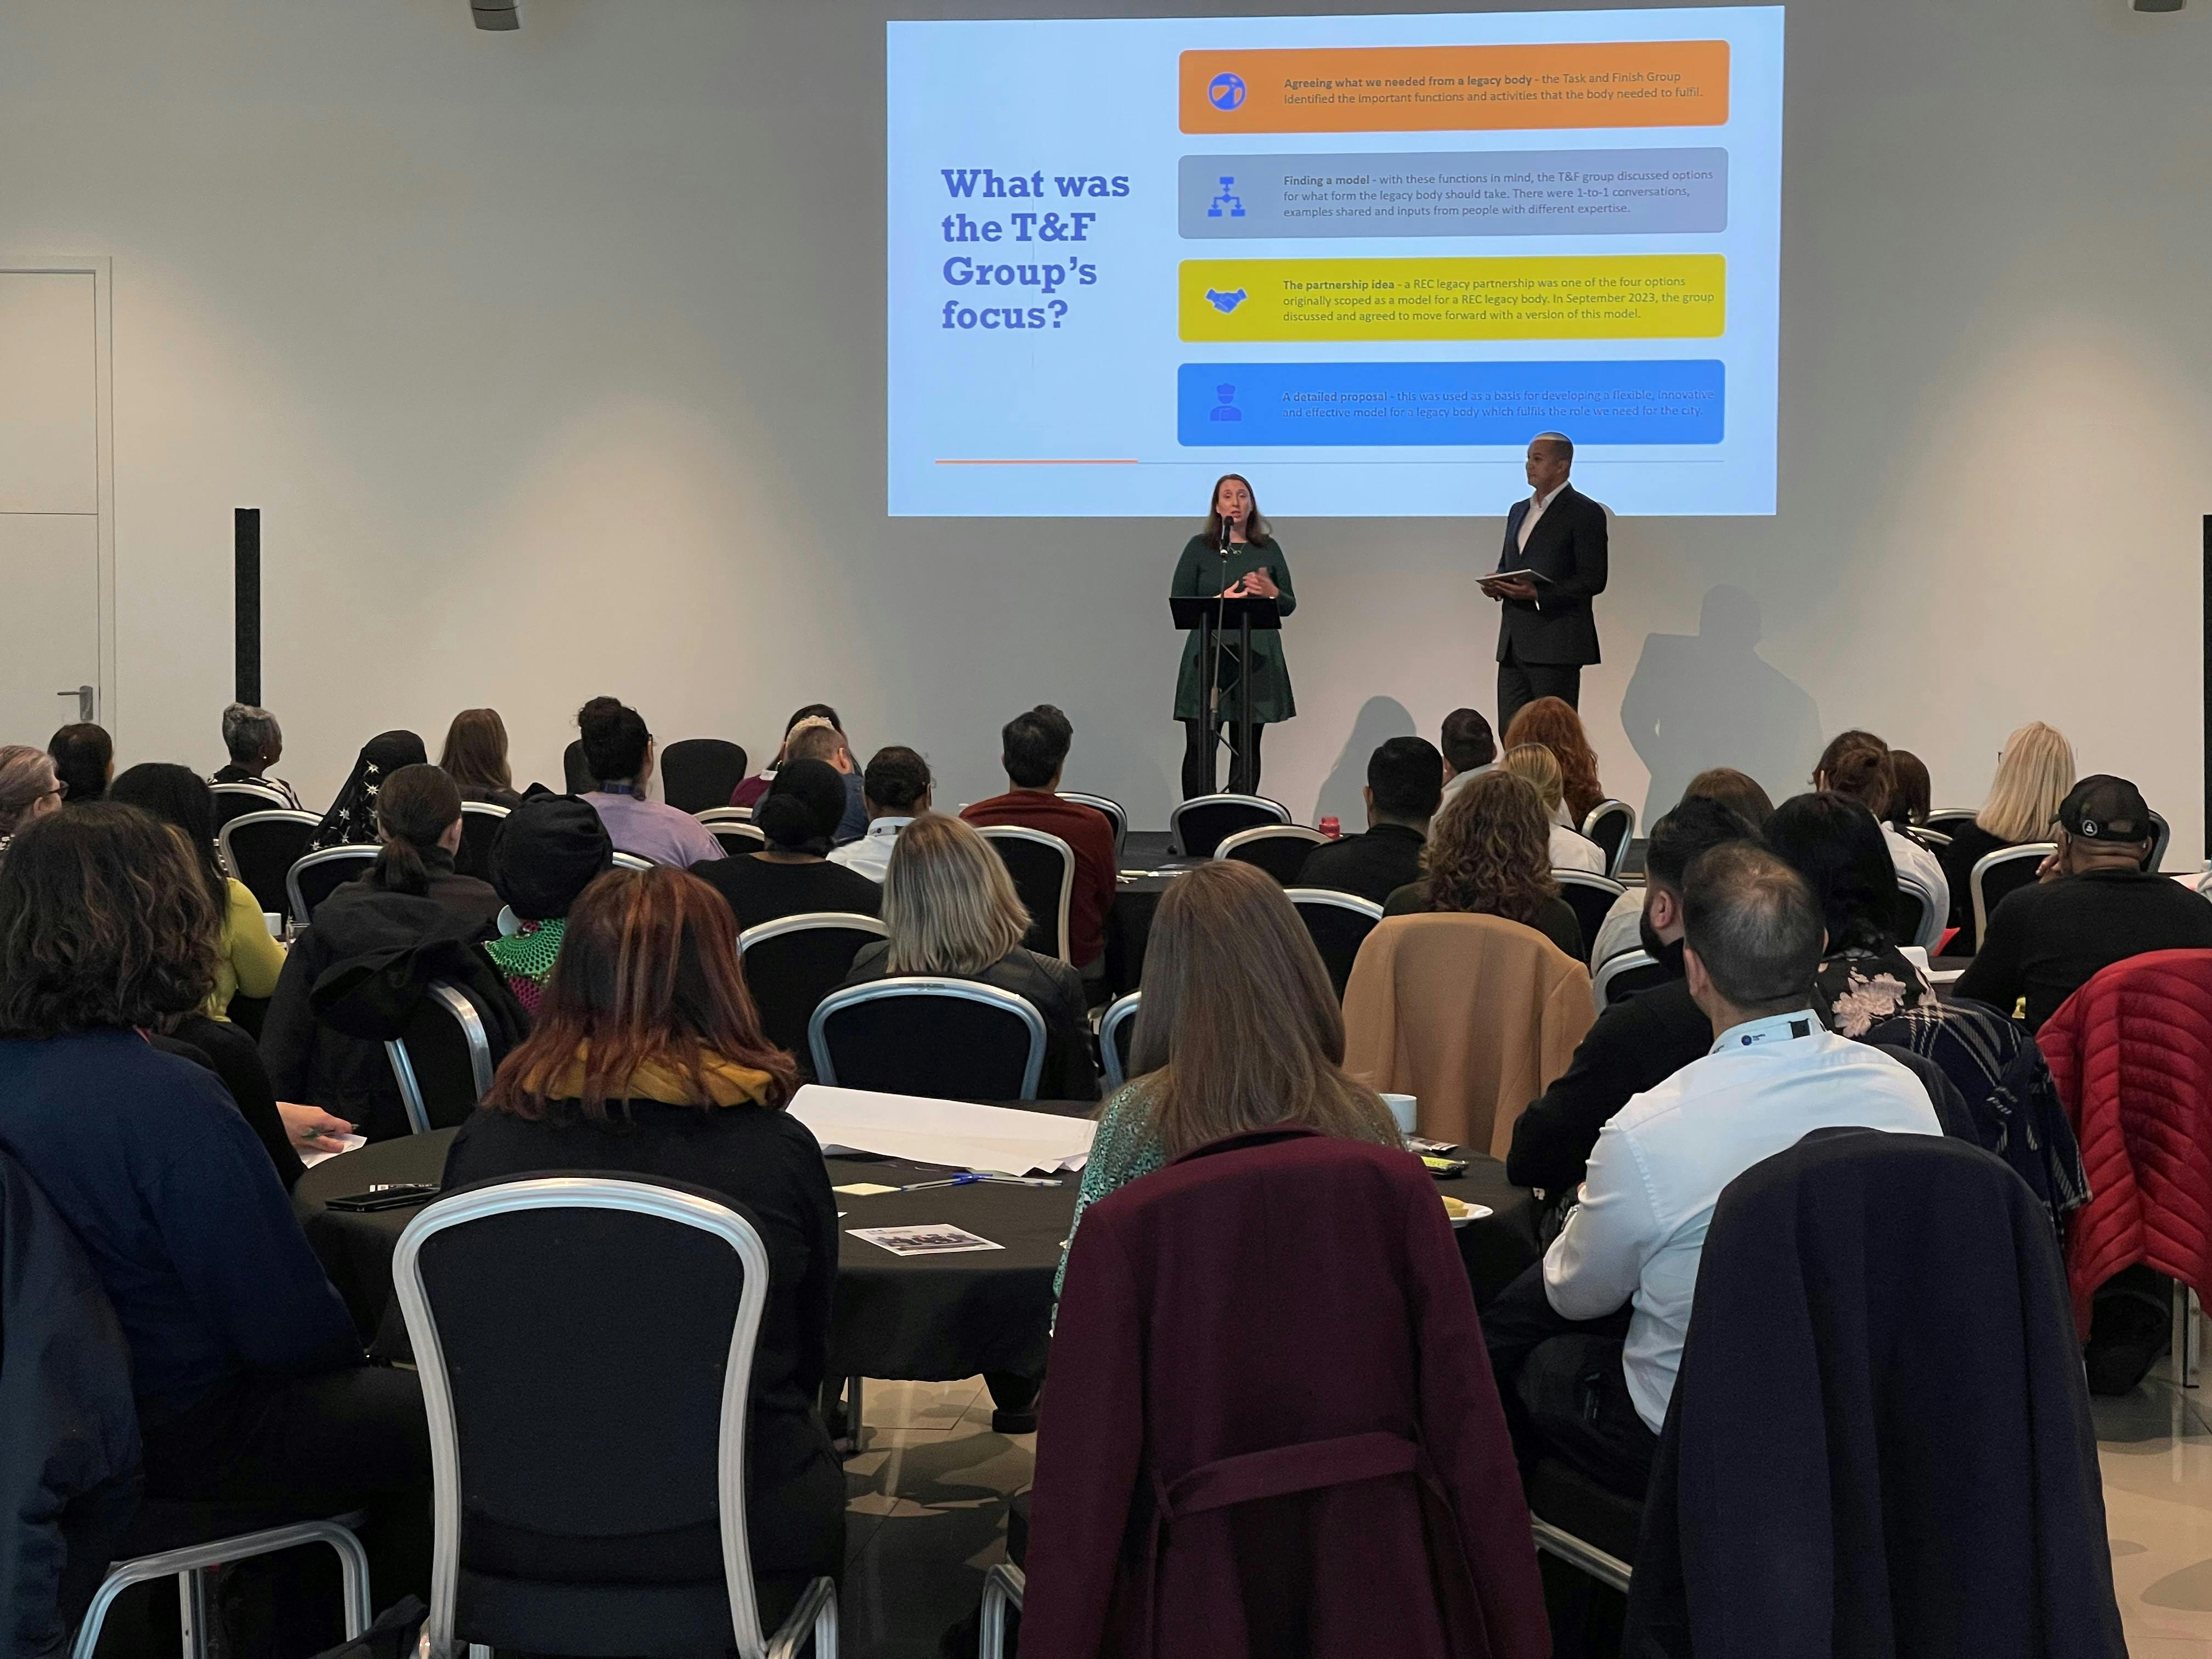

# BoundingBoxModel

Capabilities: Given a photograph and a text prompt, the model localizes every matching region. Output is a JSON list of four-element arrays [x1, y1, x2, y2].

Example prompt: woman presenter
[[1171, 473, 1295, 799]]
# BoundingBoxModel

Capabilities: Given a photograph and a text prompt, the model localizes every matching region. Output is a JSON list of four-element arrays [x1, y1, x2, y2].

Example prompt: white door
[[0, 264, 109, 743]]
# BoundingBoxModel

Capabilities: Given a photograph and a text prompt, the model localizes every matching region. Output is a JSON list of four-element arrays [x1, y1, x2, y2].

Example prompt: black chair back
[[1593, 950, 1671, 1009], [210, 782, 289, 832], [1554, 872, 1627, 959], [737, 913, 887, 1071], [1099, 991, 1141, 1090], [708, 823, 768, 859], [1285, 889, 1384, 999], [1581, 800, 1636, 876], [1217, 825, 1328, 887], [218, 810, 319, 919], [562, 740, 594, 794], [1169, 794, 1288, 859], [287, 846, 381, 923], [1058, 791, 1127, 865], [811, 979, 1046, 1101], [2147, 809, 2171, 873], [661, 740, 750, 814], [387, 983, 496, 1135], [455, 803, 509, 882], [977, 827, 1075, 962], [1971, 844, 2053, 952]]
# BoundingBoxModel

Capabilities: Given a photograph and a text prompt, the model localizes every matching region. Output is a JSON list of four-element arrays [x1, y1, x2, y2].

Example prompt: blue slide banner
[[1178, 359, 1725, 448]]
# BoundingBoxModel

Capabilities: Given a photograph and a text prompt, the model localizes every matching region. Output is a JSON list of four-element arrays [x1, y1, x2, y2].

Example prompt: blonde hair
[[1977, 722, 2076, 844], [1498, 743, 1566, 816], [881, 813, 1030, 976]]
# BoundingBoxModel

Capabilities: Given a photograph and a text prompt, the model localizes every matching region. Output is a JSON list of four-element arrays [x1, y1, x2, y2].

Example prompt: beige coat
[[1342, 912, 1595, 1159]]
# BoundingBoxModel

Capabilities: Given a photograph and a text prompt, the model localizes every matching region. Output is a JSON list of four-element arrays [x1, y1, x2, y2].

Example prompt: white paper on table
[[791, 1085, 1094, 1177], [299, 1133, 368, 1170]]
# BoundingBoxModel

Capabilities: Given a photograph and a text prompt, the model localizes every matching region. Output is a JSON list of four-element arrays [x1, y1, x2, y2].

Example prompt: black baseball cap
[[2056, 775, 2153, 843]]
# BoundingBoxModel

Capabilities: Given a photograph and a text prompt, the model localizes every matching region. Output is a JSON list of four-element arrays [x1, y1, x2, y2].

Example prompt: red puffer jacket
[[2039, 949, 2212, 1335]]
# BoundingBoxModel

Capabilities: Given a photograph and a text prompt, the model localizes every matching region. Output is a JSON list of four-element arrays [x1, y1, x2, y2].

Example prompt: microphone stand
[[1206, 517, 1235, 795]]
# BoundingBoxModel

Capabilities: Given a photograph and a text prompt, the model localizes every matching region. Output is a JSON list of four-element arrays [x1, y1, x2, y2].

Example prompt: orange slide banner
[[1180, 41, 1729, 134]]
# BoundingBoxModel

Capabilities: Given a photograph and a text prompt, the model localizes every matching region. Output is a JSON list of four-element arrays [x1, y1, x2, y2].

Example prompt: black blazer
[[1495, 483, 1609, 667]]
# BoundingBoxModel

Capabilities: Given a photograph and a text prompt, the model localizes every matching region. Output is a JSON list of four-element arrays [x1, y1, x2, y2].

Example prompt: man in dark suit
[[1481, 432, 1610, 733]]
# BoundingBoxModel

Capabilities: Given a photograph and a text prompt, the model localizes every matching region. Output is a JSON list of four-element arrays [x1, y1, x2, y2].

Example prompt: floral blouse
[[1813, 944, 1937, 1038]]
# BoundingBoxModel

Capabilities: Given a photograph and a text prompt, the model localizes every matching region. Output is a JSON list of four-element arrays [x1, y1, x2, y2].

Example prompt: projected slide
[[887, 8, 1783, 517]]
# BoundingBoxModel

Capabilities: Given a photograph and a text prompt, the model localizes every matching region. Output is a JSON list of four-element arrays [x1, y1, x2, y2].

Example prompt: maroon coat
[[1023, 1127, 1550, 1659]]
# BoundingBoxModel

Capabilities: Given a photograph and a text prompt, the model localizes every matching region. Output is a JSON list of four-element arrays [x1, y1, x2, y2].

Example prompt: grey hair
[[1681, 841, 1824, 1011], [1531, 431, 1573, 464], [221, 703, 281, 766]]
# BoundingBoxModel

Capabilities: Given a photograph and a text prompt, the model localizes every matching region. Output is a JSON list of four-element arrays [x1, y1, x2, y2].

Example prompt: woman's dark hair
[[756, 758, 847, 854], [369, 764, 463, 896], [108, 763, 226, 907], [1764, 791, 1900, 953], [1420, 769, 1558, 926], [48, 723, 114, 805], [1888, 749, 1931, 829], [578, 696, 651, 784], [1814, 729, 1897, 821], [0, 803, 219, 1037], [1683, 766, 1774, 830], [1200, 472, 1273, 546], [487, 867, 799, 1121], [439, 708, 513, 793], [862, 747, 933, 814]]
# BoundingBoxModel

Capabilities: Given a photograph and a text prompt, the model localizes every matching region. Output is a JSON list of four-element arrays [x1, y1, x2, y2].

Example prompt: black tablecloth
[[295, 1125, 1539, 1384]]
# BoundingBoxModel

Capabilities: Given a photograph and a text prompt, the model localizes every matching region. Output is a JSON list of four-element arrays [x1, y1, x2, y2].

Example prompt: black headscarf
[[309, 730, 428, 851], [755, 758, 847, 856], [491, 794, 614, 921]]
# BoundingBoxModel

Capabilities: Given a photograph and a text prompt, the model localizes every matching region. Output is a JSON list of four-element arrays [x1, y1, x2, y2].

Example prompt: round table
[[295, 1126, 1539, 1386]]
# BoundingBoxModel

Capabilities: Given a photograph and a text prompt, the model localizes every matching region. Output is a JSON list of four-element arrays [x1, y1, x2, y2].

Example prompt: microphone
[[1219, 510, 1234, 554]]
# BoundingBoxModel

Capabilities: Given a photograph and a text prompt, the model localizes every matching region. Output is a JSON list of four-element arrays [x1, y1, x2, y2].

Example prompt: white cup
[[262, 912, 283, 939], [1380, 1093, 1418, 1136]]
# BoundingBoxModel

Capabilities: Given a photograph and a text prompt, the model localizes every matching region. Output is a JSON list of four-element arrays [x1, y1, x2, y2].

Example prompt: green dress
[[1171, 535, 1297, 725]]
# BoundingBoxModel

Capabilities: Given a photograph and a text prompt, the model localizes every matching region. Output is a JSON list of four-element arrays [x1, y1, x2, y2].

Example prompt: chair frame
[[284, 844, 380, 923], [1923, 808, 1979, 832], [2148, 809, 2171, 873], [980, 1560, 1025, 1659], [1283, 888, 1385, 924], [209, 779, 291, 814], [975, 825, 1076, 963], [394, 1178, 835, 1659], [1894, 866, 1944, 951], [611, 851, 654, 872], [385, 981, 496, 1137], [707, 821, 770, 855], [808, 977, 1047, 1101], [1098, 990, 1142, 1091], [1530, 1516, 1633, 1594], [1590, 949, 1661, 1014], [459, 800, 510, 824], [1167, 792, 1289, 858], [1057, 791, 1127, 865], [696, 806, 759, 829], [1554, 868, 1628, 932], [217, 807, 319, 902], [1214, 822, 1330, 870], [71, 1514, 373, 1659], [1970, 842, 2056, 950], [736, 910, 888, 956], [1579, 798, 1638, 878]]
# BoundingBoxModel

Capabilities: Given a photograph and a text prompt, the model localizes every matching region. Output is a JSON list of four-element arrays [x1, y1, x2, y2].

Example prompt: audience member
[[1385, 770, 1585, 960], [0, 804, 430, 1606], [1437, 706, 1497, 805], [0, 744, 65, 858], [1506, 795, 1757, 1200], [484, 793, 614, 1015], [828, 746, 933, 882], [781, 720, 869, 845], [213, 702, 303, 809], [961, 705, 1118, 971], [263, 763, 505, 1136], [1814, 730, 1949, 937], [1956, 775, 2212, 1029], [1503, 696, 1605, 825], [309, 729, 430, 850], [1767, 792, 1938, 1034], [438, 707, 523, 807], [1498, 742, 1607, 873], [1298, 735, 1443, 906], [1486, 843, 1943, 1495], [1681, 765, 1774, 830], [48, 721, 114, 805], [575, 696, 723, 868], [1889, 748, 1932, 828], [109, 762, 285, 1019], [843, 812, 1097, 1099], [730, 703, 841, 809], [695, 757, 882, 931], [1060, 859, 1402, 1295], [1938, 720, 2075, 950], [443, 867, 841, 1624]]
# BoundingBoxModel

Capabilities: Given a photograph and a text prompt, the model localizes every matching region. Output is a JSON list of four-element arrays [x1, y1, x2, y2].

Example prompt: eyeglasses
[[44, 781, 68, 802]]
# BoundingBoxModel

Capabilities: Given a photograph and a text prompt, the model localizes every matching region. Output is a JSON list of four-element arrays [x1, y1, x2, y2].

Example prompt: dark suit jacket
[[1494, 483, 1609, 666]]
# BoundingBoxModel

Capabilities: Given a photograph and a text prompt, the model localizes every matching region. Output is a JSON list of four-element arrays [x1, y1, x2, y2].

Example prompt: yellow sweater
[[211, 877, 286, 1018]]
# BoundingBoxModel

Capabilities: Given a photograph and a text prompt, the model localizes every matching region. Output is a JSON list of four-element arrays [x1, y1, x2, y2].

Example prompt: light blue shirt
[[1543, 1009, 1943, 1430]]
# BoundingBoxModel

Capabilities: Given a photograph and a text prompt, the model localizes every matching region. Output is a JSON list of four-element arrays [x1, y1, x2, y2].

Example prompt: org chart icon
[[1208, 72, 1246, 112]]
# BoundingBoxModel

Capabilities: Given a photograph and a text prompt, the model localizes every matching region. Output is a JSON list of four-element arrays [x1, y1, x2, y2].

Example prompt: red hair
[[1503, 698, 1605, 825]]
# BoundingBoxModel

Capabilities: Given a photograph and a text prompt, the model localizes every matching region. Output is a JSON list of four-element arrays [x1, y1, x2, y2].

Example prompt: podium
[[1171, 594, 1280, 797]]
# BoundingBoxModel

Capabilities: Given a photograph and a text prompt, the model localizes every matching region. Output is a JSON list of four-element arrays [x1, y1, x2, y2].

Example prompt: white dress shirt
[[1883, 825, 1950, 946], [1590, 889, 1644, 967], [1516, 481, 1569, 554], [1543, 1011, 1943, 1430], [1440, 763, 1494, 807], [826, 816, 913, 883], [1550, 823, 1607, 876]]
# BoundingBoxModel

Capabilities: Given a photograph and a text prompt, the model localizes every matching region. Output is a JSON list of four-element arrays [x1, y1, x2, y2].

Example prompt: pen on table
[[893, 1173, 1064, 1193]]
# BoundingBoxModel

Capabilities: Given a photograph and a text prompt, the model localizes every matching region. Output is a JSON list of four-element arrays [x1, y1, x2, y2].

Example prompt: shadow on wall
[[1311, 695, 1418, 828], [1620, 585, 1821, 823]]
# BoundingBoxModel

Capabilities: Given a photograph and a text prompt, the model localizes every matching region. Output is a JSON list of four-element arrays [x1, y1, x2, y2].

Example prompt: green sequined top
[[1055, 1078, 1169, 1302]]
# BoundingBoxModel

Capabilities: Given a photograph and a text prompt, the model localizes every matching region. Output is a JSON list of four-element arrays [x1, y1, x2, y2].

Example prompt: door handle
[[54, 685, 95, 723]]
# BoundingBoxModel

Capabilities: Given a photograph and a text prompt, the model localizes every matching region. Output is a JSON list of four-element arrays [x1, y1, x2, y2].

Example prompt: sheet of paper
[[792, 1085, 1096, 1177], [832, 1182, 902, 1197], [299, 1133, 368, 1170], [849, 1224, 1005, 1257]]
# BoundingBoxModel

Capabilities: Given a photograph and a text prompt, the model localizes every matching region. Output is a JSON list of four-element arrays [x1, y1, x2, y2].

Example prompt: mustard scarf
[[531, 1047, 775, 1108]]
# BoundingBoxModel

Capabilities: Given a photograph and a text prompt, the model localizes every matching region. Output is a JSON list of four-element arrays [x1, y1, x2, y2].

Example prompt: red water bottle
[[1319, 816, 1341, 839]]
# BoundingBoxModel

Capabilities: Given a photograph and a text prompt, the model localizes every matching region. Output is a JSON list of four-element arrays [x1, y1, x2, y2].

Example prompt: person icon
[[1208, 72, 1246, 112], [1209, 383, 1243, 423]]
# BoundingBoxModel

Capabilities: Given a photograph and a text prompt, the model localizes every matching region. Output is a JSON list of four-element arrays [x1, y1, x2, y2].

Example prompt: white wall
[[4, 0, 2206, 853]]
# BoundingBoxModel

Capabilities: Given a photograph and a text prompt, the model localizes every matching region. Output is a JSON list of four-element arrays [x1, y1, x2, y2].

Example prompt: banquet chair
[[392, 1178, 839, 1659], [739, 912, 888, 1071], [1098, 990, 1141, 1090], [1579, 799, 1637, 878], [218, 809, 319, 919], [1057, 790, 1127, 865], [1554, 870, 1628, 957], [1971, 843, 2055, 952], [1167, 793, 1288, 859], [809, 979, 1047, 1101], [562, 740, 594, 795], [1591, 949, 1668, 1013], [662, 738, 751, 814], [1284, 888, 1384, 999], [454, 800, 510, 882], [2146, 809, 2171, 873], [1894, 867, 1945, 952], [1215, 823, 1329, 887], [210, 779, 291, 832], [699, 807, 769, 858], [287, 845, 381, 923], [977, 825, 1076, 962], [1924, 808, 1979, 834], [385, 981, 498, 1136], [611, 851, 653, 872]]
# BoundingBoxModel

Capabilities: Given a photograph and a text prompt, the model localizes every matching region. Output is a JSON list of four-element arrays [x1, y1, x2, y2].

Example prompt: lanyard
[[1712, 1010, 1819, 1053]]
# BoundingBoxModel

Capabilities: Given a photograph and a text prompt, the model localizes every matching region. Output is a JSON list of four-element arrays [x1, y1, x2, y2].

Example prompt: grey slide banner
[[1177, 148, 1728, 240]]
